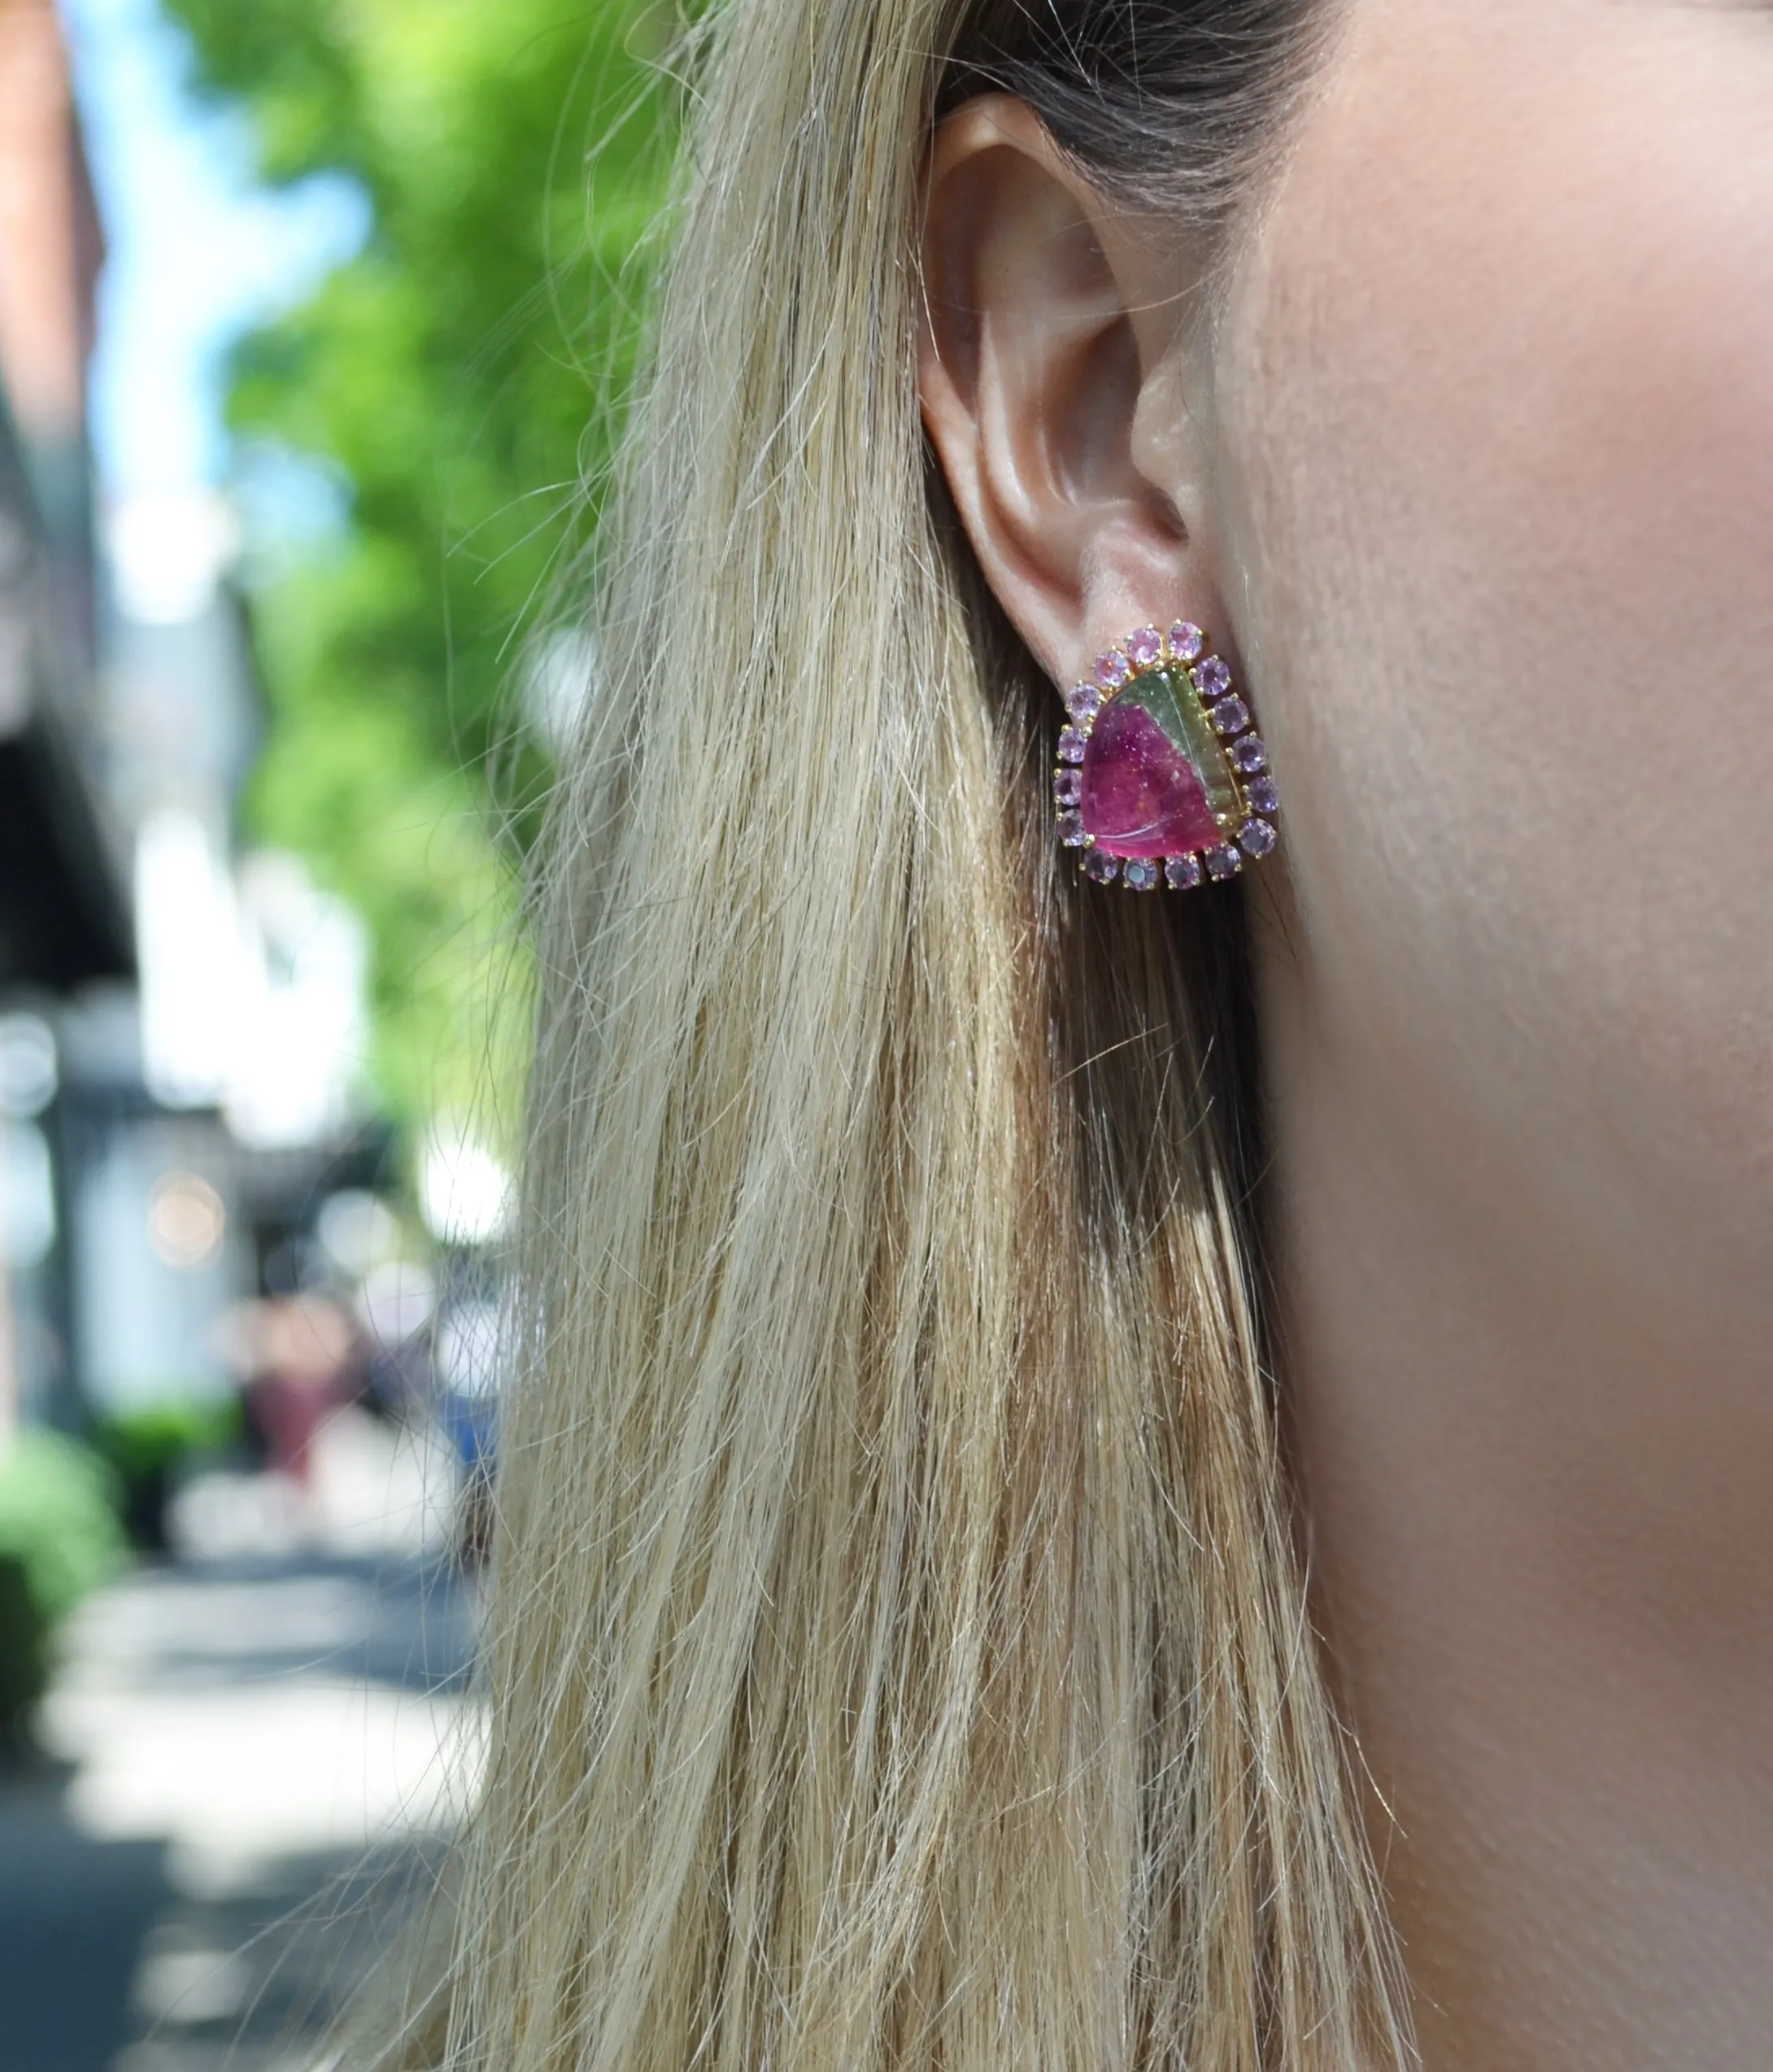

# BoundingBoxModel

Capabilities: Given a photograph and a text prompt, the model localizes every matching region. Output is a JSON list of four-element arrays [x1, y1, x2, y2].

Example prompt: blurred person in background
[[333, 2, 1773, 2070], [233, 1288, 360, 1490], [431, 1287, 502, 1567]]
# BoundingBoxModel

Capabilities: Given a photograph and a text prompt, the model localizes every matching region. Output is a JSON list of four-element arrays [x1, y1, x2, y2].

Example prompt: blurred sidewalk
[[0, 1410, 483, 2072]]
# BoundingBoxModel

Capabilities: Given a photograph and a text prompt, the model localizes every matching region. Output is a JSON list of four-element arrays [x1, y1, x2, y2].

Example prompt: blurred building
[[0, 0, 122, 990], [0, 0, 377, 1448], [0, 0, 130, 1437]]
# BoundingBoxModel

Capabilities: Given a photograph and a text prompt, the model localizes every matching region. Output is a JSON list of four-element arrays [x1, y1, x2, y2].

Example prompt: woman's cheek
[[1209, 0, 1773, 1297]]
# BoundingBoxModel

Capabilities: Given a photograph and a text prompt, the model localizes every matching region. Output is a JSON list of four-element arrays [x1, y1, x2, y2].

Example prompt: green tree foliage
[[0, 1432, 124, 1742], [162, 0, 678, 1130]]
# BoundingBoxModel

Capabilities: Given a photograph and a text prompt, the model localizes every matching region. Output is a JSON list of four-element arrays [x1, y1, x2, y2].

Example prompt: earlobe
[[917, 96, 1214, 687]]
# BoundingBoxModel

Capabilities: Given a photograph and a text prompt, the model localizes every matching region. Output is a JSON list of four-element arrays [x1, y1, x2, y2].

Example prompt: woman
[[394, 2, 1773, 2066]]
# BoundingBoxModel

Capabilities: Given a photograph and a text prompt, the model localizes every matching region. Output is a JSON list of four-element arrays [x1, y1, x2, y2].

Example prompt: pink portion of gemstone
[[1165, 856, 1203, 892], [1211, 697, 1251, 736], [1058, 727, 1087, 765], [1079, 699, 1223, 858], [1066, 683, 1103, 724], [1126, 626, 1162, 670], [1095, 649, 1131, 690], [1196, 656, 1232, 699], [1168, 622, 1205, 662]]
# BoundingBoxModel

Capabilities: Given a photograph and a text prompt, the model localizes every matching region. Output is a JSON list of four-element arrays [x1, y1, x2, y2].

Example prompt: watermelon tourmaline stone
[[1078, 665, 1241, 858]]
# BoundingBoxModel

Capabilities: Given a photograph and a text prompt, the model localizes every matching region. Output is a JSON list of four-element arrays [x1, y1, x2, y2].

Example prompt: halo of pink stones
[[1053, 620, 1281, 891]]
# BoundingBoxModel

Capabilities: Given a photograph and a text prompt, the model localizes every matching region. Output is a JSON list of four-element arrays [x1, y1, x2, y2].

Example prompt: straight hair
[[376, 2, 1410, 2065]]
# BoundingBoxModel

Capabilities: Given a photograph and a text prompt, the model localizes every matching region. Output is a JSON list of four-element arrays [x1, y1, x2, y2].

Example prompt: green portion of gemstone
[[1118, 667, 1242, 827]]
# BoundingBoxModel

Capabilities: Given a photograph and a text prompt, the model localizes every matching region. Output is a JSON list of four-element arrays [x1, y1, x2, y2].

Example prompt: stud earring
[[1053, 621, 1280, 890]]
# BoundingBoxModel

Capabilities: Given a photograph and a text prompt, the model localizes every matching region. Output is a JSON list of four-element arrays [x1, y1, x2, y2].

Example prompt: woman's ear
[[917, 96, 1213, 685]]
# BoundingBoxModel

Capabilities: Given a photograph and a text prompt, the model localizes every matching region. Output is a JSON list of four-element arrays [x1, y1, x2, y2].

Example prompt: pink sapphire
[[1247, 775, 1280, 816], [1196, 656, 1232, 699], [1079, 697, 1223, 857], [1083, 849, 1120, 883], [1165, 856, 1203, 891], [1095, 649, 1131, 690], [1211, 698, 1250, 736], [1058, 727, 1087, 765], [1205, 844, 1243, 880], [1231, 735, 1268, 774], [1126, 626, 1162, 670], [1168, 622, 1204, 662], [1238, 818, 1278, 859], [1066, 683, 1103, 724]]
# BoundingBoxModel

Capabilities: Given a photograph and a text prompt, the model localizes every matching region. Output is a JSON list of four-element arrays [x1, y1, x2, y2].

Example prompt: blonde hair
[[392, 0, 1410, 2065]]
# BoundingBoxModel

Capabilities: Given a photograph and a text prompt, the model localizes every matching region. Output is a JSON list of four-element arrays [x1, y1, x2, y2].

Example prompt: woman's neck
[[1264, 953, 1773, 2072]]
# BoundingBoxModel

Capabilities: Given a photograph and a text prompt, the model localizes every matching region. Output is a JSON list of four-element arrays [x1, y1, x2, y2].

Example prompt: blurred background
[[0, 2, 673, 2064]]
